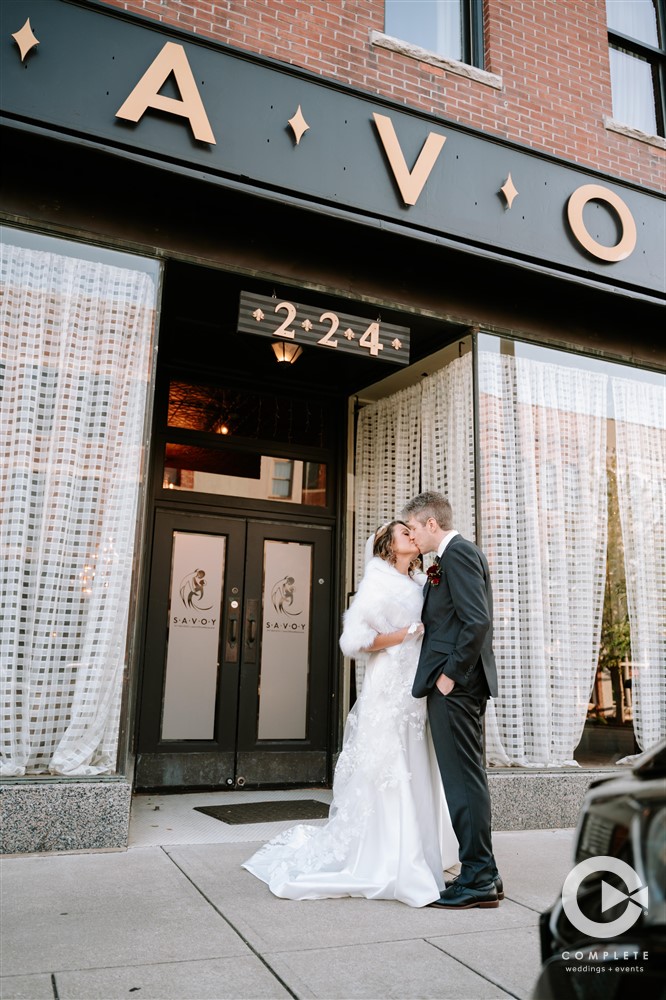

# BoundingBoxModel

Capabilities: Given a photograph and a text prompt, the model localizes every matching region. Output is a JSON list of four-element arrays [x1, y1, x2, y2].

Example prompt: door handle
[[225, 599, 240, 663], [244, 598, 259, 664]]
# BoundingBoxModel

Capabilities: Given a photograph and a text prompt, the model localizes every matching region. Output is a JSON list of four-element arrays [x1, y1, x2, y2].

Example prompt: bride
[[242, 520, 458, 907]]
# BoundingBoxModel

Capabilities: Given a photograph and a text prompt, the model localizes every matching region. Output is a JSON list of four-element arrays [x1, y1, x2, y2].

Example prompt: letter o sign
[[567, 184, 637, 262]]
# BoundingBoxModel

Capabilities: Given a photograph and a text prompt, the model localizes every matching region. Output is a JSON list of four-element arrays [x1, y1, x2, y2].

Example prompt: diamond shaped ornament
[[288, 105, 310, 145], [12, 18, 39, 61], [500, 173, 518, 209]]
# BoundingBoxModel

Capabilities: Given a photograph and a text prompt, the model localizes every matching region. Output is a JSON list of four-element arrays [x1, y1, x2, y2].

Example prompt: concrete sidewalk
[[1, 790, 575, 1000]]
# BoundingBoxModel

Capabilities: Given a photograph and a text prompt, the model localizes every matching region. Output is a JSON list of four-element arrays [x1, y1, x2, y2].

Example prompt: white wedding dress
[[242, 557, 458, 907]]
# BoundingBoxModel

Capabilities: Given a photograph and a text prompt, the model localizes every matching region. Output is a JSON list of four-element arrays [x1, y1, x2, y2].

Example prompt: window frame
[[464, 0, 485, 71], [607, 0, 666, 137]]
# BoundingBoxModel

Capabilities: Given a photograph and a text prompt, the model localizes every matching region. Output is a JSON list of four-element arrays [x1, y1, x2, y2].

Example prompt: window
[[606, 0, 665, 136], [167, 379, 331, 448], [384, 0, 484, 68], [163, 380, 330, 508], [271, 460, 294, 499], [162, 445, 327, 507]]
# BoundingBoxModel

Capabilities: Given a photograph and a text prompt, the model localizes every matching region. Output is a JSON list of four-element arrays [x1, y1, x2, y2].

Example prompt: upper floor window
[[606, 0, 665, 136], [270, 459, 294, 499], [384, 0, 484, 68]]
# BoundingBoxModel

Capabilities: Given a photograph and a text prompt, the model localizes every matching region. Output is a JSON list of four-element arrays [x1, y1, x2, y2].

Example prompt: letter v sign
[[372, 113, 446, 206]]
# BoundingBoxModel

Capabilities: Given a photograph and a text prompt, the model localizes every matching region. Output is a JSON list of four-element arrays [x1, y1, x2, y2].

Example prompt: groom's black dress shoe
[[430, 882, 499, 909], [445, 874, 504, 901]]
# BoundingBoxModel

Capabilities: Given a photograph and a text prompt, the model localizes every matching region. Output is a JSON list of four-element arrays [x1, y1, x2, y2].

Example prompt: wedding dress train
[[242, 557, 458, 907]]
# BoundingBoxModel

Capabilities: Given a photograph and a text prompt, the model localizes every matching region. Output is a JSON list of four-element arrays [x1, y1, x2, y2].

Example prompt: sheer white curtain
[[421, 352, 475, 541], [351, 357, 475, 690], [353, 382, 422, 585], [0, 242, 157, 776], [612, 376, 666, 753], [353, 354, 475, 585], [481, 353, 609, 766], [352, 383, 421, 690], [606, 0, 659, 40], [608, 47, 658, 135]]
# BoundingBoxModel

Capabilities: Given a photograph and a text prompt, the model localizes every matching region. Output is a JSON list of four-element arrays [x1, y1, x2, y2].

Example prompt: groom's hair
[[402, 491, 453, 530]]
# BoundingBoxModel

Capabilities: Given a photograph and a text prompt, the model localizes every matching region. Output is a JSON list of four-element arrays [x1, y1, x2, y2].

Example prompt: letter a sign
[[116, 41, 216, 144]]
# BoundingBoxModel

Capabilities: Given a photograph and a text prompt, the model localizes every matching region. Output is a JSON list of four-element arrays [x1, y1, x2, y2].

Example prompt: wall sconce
[[272, 341, 303, 364], [212, 417, 230, 435]]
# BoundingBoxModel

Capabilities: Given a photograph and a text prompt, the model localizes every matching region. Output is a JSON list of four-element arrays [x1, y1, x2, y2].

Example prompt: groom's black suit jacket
[[412, 533, 498, 699]]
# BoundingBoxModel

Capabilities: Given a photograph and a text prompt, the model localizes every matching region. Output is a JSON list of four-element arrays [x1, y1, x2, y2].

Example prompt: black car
[[533, 738, 666, 999]]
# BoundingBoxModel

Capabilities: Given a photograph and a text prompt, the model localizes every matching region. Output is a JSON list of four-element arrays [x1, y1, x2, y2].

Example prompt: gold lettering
[[567, 184, 636, 262], [116, 41, 215, 144], [372, 113, 446, 206]]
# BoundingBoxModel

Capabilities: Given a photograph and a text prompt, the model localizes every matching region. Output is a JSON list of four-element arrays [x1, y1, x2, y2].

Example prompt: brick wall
[[101, 0, 664, 190]]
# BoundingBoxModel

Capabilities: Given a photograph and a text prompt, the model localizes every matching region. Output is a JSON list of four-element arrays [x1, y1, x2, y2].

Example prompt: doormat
[[194, 799, 330, 825]]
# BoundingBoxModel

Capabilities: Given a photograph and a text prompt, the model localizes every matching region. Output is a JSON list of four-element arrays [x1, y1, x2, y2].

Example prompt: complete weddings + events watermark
[[557, 856, 655, 977]]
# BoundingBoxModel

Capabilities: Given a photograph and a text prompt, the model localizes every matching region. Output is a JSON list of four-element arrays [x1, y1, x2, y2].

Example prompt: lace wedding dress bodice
[[242, 558, 458, 907]]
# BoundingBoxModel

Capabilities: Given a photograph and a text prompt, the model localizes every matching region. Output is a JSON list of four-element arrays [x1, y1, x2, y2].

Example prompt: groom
[[402, 491, 502, 909]]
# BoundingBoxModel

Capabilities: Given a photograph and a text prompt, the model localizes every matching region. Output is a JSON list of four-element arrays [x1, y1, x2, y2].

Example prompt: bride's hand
[[406, 622, 424, 638]]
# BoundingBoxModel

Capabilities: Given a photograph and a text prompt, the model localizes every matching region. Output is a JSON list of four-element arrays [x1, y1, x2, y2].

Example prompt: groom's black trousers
[[427, 667, 496, 888]]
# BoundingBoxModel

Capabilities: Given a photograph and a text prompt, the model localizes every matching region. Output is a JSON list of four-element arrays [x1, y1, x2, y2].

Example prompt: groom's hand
[[435, 672, 455, 696]]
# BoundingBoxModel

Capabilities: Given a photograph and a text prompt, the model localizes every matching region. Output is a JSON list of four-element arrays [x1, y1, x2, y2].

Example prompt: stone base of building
[[1, 779, 132, 855], [1, 768, 618, 854], [488, 768, 617, 830]]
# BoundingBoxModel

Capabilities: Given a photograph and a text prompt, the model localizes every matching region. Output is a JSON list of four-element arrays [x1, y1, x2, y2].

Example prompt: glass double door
[[136, 510, 333, 789]]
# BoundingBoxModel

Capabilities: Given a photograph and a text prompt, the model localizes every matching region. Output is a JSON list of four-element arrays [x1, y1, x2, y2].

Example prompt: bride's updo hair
[[373, 520, 421, 576]]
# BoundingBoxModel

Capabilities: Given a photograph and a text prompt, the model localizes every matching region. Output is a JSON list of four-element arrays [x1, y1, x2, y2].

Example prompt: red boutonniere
[[426, 563, 442, 587]]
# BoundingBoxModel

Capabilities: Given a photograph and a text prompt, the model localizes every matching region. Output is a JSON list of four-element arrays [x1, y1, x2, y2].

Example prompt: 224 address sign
[[238, 291, 411, 366]]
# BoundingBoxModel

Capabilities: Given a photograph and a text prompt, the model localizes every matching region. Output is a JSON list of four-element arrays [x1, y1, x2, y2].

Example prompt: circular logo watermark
[[561, 856, 649, 939]]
